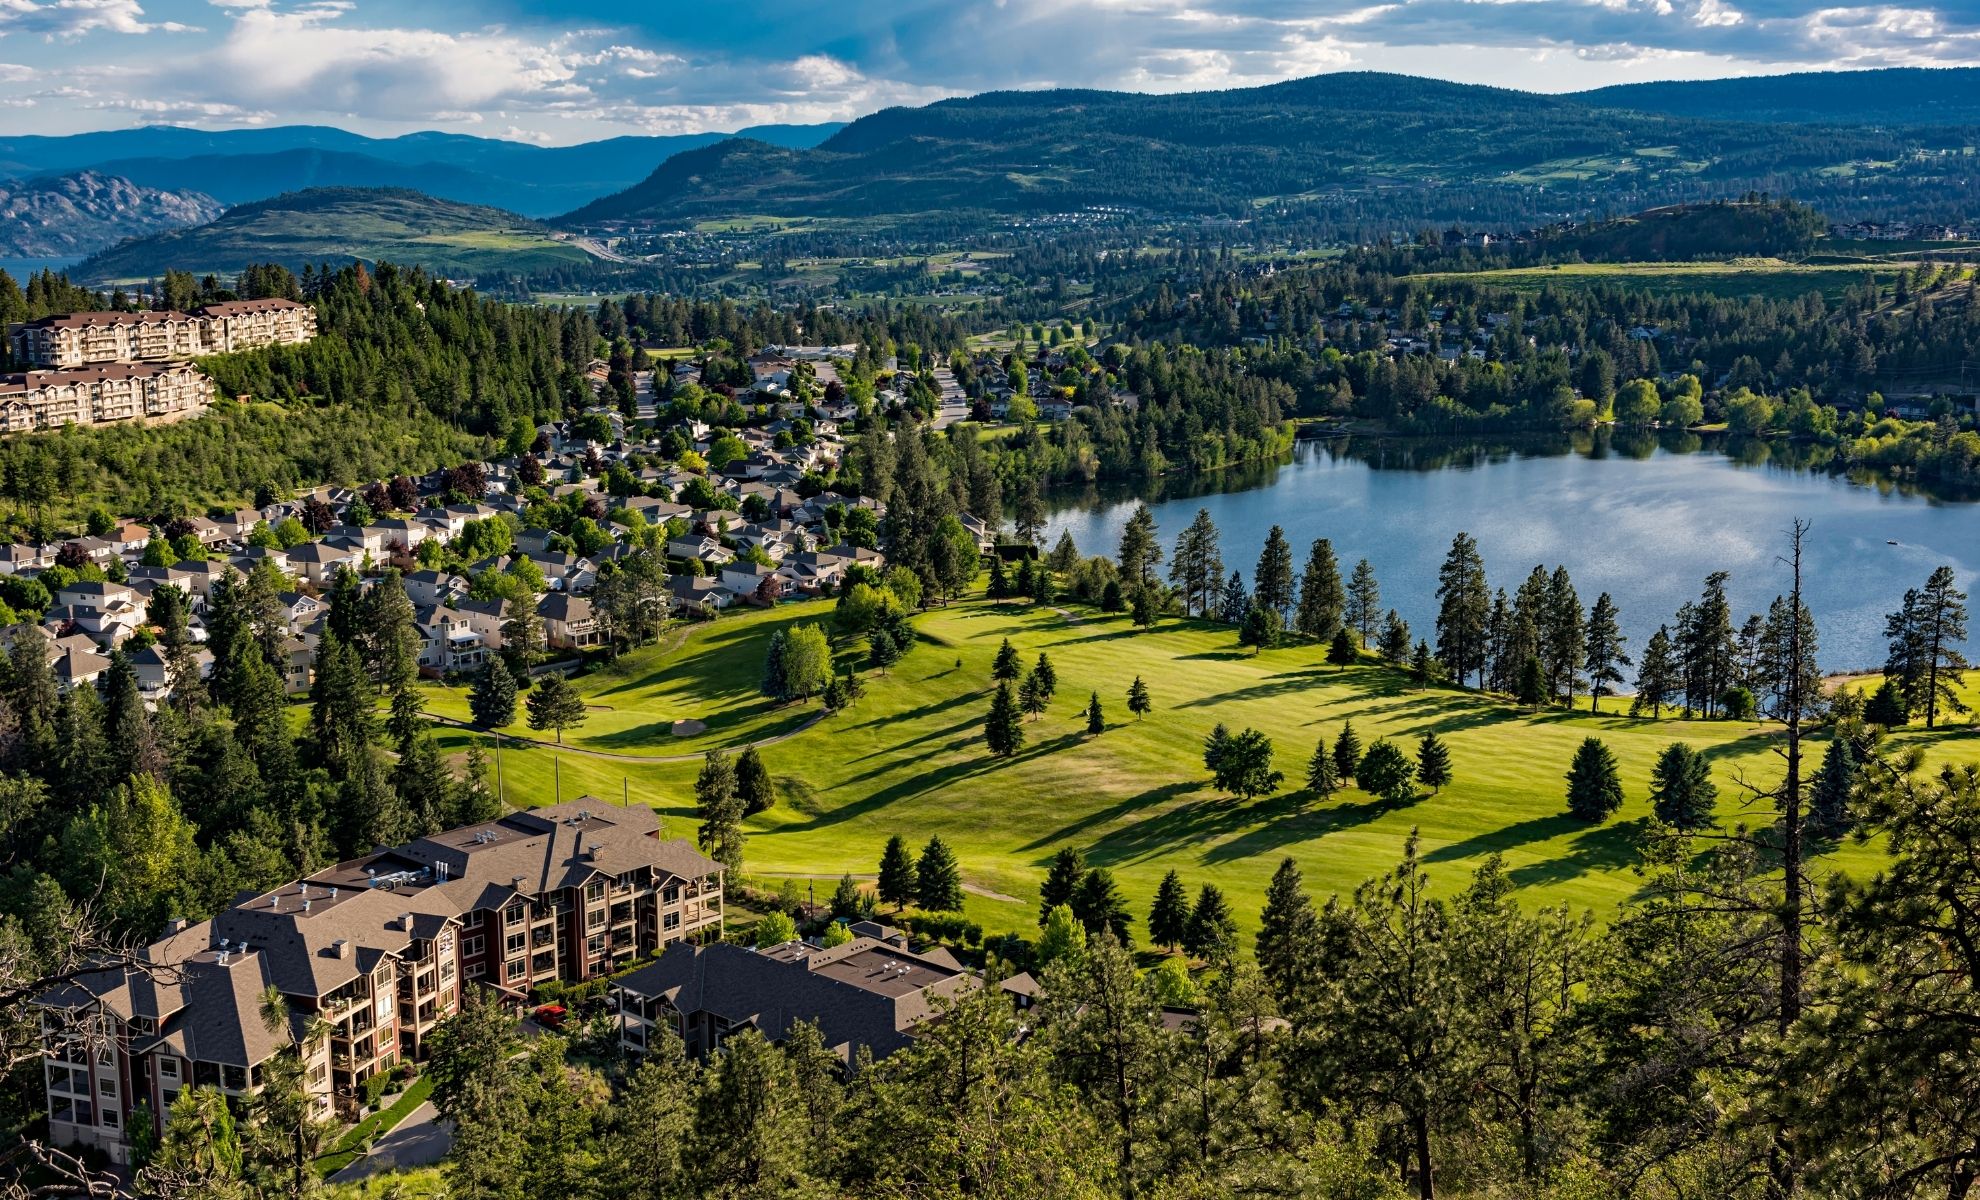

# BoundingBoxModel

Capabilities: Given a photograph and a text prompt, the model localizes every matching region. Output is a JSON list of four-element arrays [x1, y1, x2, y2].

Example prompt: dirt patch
[[671, 718, 707, 737]]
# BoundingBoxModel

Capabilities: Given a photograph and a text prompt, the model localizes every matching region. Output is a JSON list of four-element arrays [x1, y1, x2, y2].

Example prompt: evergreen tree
[[735, 746, 775, 815], [1208, 727, 1282, 799], [1412, 640, 1436, 687], [1085, 691, 1105, 735], [1184, 884, 1237, 963], [1346, 558, 1382, 646], [1239, 602, 1282, 650], [1380, 610, 1412, 662], [1436, 532, 1491, 688], [1584, 592, 1630, 713], [1415, 731, 1453, 793], [1565, 737, 1624, 822], [1253, 526, 1296, 620], [1167, 508, 1224, 617], [1334, 721, 1363, 784], [1650, 742, 1717, 829], [1257, 857, 1318, 1003], [524, 673, 587, 744], [309, 632, 373, 770], [1865, 678, 1909, 727], [1147, 869, 1190, 951], [992, 637, 1021, 682], [1116, 504, 1162, 587], [985, 680, 1024, 757], [1218, 570, 1248, 625], [694, 749, 745, 871], [1633, 624, 1679, 717], [1049, 530, 1080, 576], [1808, 734, 1858, 836], [1040, 846, 1087, 924], [1019, 670, 1048, 720], [1544, 566, 1585, 704], [468, 658, 517, 728], [1127, 675, 1152, 719], [877, 834, 916, 909], [915, 835, 964, 911], [1516, 655, 1547, 707], [1327, 628, 1358, 671], [1305, 736, 1339, 798], [1073, 867, 1132, 943], [1295, 537, 1345, 640]]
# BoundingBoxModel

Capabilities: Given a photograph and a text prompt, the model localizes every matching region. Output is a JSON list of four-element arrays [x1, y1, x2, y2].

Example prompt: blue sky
[[2, 0, 1977, 144]]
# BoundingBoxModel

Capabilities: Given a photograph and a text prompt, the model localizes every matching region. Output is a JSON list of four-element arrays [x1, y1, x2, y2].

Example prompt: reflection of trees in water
[[1041, 427, 1970, 513]]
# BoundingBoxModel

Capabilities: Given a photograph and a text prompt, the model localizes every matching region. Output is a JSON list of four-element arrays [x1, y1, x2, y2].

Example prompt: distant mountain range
[[564, 68, 1980, 226], [75, 188, 599, 282], [0, 171, 223, 259], [0, 122, 844, 218]]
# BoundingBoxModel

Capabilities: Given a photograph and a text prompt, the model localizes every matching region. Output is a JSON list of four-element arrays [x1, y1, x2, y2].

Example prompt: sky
[[1, 0, 1978, 145]]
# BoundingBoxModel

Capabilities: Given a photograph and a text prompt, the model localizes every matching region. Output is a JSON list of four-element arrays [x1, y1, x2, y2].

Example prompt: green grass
[[314, 1076, 434, 1177], [438, 595, 1957, 944], [325, 1167, 446, 1199]]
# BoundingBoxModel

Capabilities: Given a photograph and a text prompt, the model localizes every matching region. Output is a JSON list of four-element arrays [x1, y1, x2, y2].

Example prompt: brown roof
[[0, 361, 205, 394], [15, 310, 196, 330], [195, 299, 311, 317]]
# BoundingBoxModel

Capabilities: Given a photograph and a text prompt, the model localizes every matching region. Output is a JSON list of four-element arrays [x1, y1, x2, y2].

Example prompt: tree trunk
[[1413, 1109, 1435, 1200]]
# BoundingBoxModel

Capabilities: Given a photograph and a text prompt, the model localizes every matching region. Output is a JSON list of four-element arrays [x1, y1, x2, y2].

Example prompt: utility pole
[[493, 732, 505, 809]]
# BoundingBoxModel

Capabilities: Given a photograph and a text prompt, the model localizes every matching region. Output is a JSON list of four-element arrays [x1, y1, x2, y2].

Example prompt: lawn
[[1423, 259, 1901, 302], [314, 1076, 434, 1177], [434, 594, 1952, 943]]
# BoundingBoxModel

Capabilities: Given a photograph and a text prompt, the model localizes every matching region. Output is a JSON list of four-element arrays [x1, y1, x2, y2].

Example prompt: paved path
[[328, 1102, 451, 1184], [931, 366, 970, 429]]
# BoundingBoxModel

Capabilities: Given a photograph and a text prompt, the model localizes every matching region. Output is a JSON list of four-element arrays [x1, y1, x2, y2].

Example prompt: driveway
[[328, 1102, 452, 1184]]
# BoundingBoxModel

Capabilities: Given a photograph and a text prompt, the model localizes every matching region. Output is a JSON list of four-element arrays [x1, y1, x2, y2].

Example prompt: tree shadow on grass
[[1506, 817, 1652, 889], [1421, 813, 1589, 864], [1017, 780, 1208, 854], [1196, 793, 1406, 866], [1176, 669, 1334, 708], [780, 730, 1090, 833]]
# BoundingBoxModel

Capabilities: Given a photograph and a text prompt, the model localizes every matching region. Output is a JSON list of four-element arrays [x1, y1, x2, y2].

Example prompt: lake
[[1038, 431, 1980, 673], [0, 256, 83, 281]]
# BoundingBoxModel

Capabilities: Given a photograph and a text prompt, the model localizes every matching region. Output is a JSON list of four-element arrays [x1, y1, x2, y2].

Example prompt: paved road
[[328, 1102, 452, 1184], [931, 366, 970, 429]]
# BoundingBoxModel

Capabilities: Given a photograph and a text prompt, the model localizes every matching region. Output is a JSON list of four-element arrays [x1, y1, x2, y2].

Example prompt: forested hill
[[561, 69, 1980, 229], [1573, 67, 1980, 125], [75, 187, 598, 283]]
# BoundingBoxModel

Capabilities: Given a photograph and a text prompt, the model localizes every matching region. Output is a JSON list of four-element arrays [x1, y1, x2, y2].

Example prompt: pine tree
[[1127, 675, 1152, 719], [915, 836, 964, 911], [694, 749, 745, 870], [467, 658, 517, 729], [1295, 537, 1345, 640], [1334, 721, 1362, 785], [1584, 592, 1630, 713], [1184, 884, 1237, 963], [1116, 504, 1162, 587], [1254, 526, 1296, 620], [1147, 870, 1190, 952], [992, 637, 1021, 682], [1412, 640, 1435, 687], [985, 680, 1024, 756], [878, 835, 916, 909], [1073, 867, 1132, 943], [1380, 610, 1412, 662], [1650, 742, 1717, 829], [1033, 652, 1057, 701], [1218, 570, 1248, 625], [1040, 847, 1087, 923], [1633, 625, 1679, 717], [1305, 736, 1339, 798], [1415, 731, 1453, 793], [1516, 655, 1547, 707], [525, 674, 587, 744], [1019, 670, 1047, 720], [1256, 857, 1317, 1002], [1168, 508, 1224, 617], [1565, 737, 1623, 822], [1436, 532, 1491, 688], [1866, 678, 1909, 727], [1327, 628, 1358, 671], [1808, 735, 1858, 835], [1085, 691, 1105, 735], [1346, 558, 1382, 646], [1545, 566, 1585, 704], [735, 746, 775, 815]]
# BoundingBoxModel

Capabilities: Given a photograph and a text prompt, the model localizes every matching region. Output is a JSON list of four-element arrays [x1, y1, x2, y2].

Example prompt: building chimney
[[330, 939, 349, 959], [400, 912, 414, 931]]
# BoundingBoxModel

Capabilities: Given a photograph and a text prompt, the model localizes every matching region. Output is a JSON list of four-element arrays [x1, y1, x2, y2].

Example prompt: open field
[[425, 594, 1965, 942], [1423, 259, 1902, 301]]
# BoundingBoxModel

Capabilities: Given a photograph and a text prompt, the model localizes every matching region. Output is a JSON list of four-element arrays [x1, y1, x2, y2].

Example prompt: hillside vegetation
[[76, 187, 599, 282]]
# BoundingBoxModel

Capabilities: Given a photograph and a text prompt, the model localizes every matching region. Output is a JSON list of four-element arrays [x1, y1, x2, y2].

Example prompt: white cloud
[[0, 0, 198, 39]]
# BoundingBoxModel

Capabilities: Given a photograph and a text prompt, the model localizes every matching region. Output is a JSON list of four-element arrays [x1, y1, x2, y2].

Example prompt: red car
[[533, 1004, 567, 1029]]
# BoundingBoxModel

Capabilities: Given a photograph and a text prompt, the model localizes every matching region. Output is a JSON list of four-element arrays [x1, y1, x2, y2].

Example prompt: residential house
[[536, 593, 602, 652]]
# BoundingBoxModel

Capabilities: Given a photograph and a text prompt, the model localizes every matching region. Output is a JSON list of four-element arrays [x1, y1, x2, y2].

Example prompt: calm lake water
[[1039, 431, 1980, 672], [0, 256, 83, 280]]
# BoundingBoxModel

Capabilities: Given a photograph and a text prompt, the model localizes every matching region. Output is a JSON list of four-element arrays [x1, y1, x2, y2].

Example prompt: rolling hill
[[1571, 67, 1980, 125], [0, 122, 844, 217], [0, 171, 223, 259], [74, 187, 596, 282], [561, 69, 1980, 228]]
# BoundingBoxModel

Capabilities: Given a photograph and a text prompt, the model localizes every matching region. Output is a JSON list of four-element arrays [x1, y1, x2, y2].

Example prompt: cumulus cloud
[[0, 0, 197, 39]]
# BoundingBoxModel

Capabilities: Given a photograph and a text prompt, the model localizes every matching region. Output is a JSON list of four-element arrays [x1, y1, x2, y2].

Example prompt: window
[[100, 1108, 119, 1130], [158, 1058, 179, 1080], [465, 962, 485, 981], [505, 960, 525, 983], [585, 880, 605, 902], [97, 1075, 115, 1099], [586, 908, 606, 930], [463, 936, 484, 959], [463, 910, 484, 930], [662, 886, 680, 905], [586, 934, 605, 956], [505, 904, 526, 926], [662, 912, 680, 931], [505, 932, 526, 956]]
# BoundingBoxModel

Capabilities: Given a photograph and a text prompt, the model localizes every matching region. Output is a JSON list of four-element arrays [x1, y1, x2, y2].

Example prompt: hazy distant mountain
[[75, 187, 598, 282], [1572, 67, 1980, 125], [562, 69, 1980, 227], [0, 123, 843, 217], [0, 171, 223, 259]]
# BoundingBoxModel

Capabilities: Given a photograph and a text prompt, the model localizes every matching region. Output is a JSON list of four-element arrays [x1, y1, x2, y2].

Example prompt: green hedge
[[314, 1075, 434, 1177]]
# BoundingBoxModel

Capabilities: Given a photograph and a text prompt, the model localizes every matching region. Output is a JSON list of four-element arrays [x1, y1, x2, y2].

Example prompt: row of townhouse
[[6, 300, 318, 369], [34, 799, 724, 1165], [0, 361, 215, 431]]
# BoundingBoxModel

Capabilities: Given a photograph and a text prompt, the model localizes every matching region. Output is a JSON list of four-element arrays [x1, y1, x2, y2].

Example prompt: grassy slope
[[429, 595, 1964, 941], [1421, 259, 1907, 301]]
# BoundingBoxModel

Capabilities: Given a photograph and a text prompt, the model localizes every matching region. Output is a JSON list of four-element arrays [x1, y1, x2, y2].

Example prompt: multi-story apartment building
[[0, 362, 215, 431], [7, 299, 317, 369], [34, 799, 723, 1164]]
